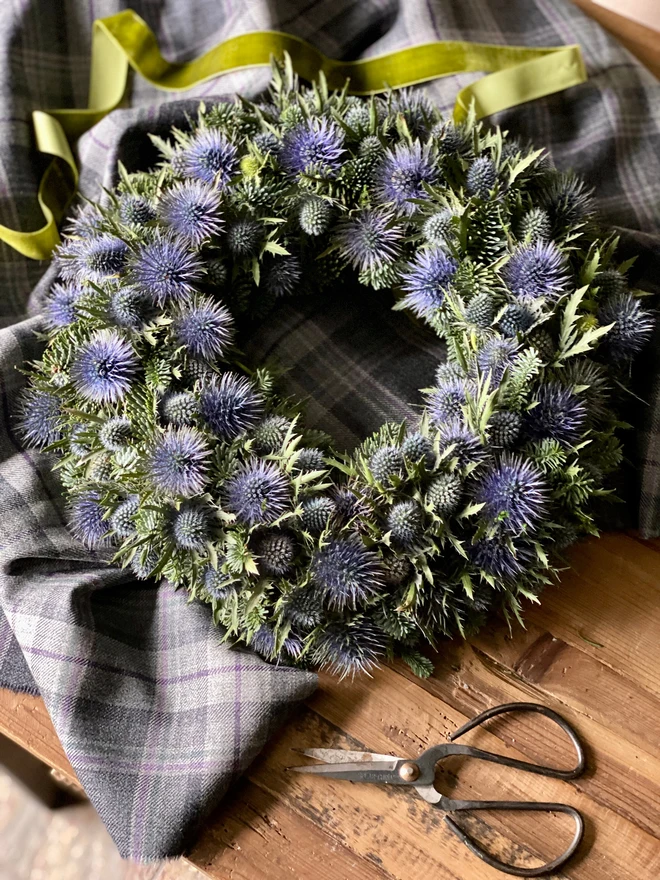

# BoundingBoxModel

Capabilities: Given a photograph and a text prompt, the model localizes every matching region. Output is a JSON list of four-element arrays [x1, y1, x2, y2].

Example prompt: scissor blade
[[289, 759, 400, 783], [294, 747, 399, 764]]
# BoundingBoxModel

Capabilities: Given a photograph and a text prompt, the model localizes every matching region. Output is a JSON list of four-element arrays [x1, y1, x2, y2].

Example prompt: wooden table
[[2, 532, 660, 879]]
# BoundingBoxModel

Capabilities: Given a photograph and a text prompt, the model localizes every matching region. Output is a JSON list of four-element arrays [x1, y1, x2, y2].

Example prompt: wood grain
[[572, 0, 660, 78]]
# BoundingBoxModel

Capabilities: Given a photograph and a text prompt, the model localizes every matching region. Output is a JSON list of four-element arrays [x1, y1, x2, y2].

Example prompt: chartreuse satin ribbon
[[1, 9, 587, 261]]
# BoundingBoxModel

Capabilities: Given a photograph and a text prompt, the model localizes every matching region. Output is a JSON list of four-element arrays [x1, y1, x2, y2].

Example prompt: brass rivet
[[398, 761, 420, 782]]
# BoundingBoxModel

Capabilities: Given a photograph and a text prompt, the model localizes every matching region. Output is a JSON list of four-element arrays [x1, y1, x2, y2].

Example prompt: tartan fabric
[[0, 0, 658, 862]]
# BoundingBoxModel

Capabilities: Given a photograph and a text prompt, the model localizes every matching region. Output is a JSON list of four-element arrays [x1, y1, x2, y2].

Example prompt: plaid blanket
[[0, 0, 659, 863]]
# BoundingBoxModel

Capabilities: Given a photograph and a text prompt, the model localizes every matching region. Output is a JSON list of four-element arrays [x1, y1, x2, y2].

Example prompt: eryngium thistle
[[476, 338, 519, 384], [540, 171, 594, 229], [173, 295, 234, 360], [301, 496, 336, 534], [254, 530, 295, 576], [18, 388, 61, 448], [264, 254, 302, 298], [336, 209, 402, 272], [281, 118, 345, 176], [131, 549, 159, 581], [99, 417, 132, 451], [382, 554, 412, 585], [470, 534, 529, 580], [422, 209, 453, 246], [227, 219, 262, 256], [108, 286, 149, 329], [311, 539, 383, 610], [70, 424, 91, 458], [432, 120, 472, 157], [182, 127, 238, 186], [299, 198, 333, 236], [344, 101, 372, 133], [525, 383, 587, 445], [119, 194, 156, 226], [437, 421, 486, 468], [76, 234, 129, 281], [499, 302, 535, 336], [387, 500, 423, 548], [401, 432, 434, 468], [517, 207, 552, 243], [253, 131, 281, 154], [389, 88, 433, 138], [130, 233, 203, 305], [428, 377, 472, 424], [359, 135, 384, 161], [252, 415, 291, 453], [598, 293, 654, 360], [595, 268, 627, 298], [489, 411, 522, 447], [203, 565, 235, 599], [224, 459, 290, 526], [504, 241, 569, 299], [147, 426, 209, 497], [281, 584, 324, 629], [89, 455, 113, 482], [69, 490, 109, 548], [293, 447, 326, 473], [249, 625, 277, 659], [200, 373, 264, 441], [369, 445, 404, 484], [110, 495, 139, 538], [528, 330, 555, 364], [376, 141, 438, 215], [172, 503, 211, 550], [161, 392, 198, 426], [466, 156, 497, 198], [158, 180, 224, 246], [70, 330, 137, 403], [400, 249, 458, 319], [312, 618, 386, 679], [476, 455, 546, 533], [205, 259, 228, 287], [426, 473, 463, 516], [465, 292, 495, 328], [43, 282, 83, 329]]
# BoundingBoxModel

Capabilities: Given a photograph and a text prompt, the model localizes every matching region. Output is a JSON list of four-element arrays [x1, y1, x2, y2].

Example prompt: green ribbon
[[0, 9, 587, 261]]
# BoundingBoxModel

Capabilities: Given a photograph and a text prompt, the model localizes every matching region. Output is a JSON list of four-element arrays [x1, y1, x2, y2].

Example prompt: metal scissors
[[289, 702, 586, 877]]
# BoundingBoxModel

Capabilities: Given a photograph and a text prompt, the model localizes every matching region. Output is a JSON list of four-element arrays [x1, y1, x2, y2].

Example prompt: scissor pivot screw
[[398, 761, 420, 782]]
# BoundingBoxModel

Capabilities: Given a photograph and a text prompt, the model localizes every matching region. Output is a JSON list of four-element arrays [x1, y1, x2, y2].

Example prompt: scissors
[[289, 702, 586, 877]]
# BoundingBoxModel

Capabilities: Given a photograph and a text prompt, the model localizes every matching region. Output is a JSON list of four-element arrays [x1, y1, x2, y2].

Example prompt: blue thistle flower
[[293, 447, 326, 473], [465, 292, 496, 328], [69, 490, 110, 548], [252, 415, 291, 454], [172, 503, 211, 550], [299, 198, 333, 236], [182, 128, 238, 186], [336, 209, 402, 272], [540, 172, 593, 229], [387, 500, 423, 548], [382, 554, 412, 585], [504, 242, 569, 299], [147, 426, 209, 497], [301, 496, 336, 534], [428, 377, 473, 425], [376, 141, 438, 215], [250, 625, 277, 659], [158, 180, 224, 246], [369, 445, 404, 484], [281, 118, 345, 176], [264, 254, 302, 298], [65, 203, 104, 238], [437, 421, 486, 468], [110, 495, 139, 538], [108, 286, 150, 329], [77, 234, 128, 281], [595, 269, 627, 298], [476, 455, 546, 534], [173, 295, 234, 361], [422, 210, 454, 246], [598, 293, 654, 360], [281, 584, 324, 629], [312, 618, 386, 679], [253, 131, 281, 154], [70, 423, 91, 458], [203, 565, 235, 600], [426, 473, 463, 515], [525, 383, 587, 445], [332, 486, 370, 525], [226, 219, 262, 256], [224, 459, 290, 526], [17, 388, 61, 449], [130, 550, 159, 580], [389, 88, 433, 138], [466, 156, 497, 198], [70, 330, 137, 403], [254, 531, 295, 576], [517, 207, 552, 243], [400, 249, 458, 319], [99, 417, 131, 451], [43, 282, 84, 329], [432, 120, 472, 157], [199, 373, 264, 441], [401, 432, 434, 468], [311, 538, 383, 610], [119, 194, 156, 226], [205, 259, 228, 287], [475, 338, 519, 385], [130, 233, 203, 305], [499, 302, 535, 337], [488, 411, 522, 447], [161, 392, 198, 426], [470, 534, 530, 581]]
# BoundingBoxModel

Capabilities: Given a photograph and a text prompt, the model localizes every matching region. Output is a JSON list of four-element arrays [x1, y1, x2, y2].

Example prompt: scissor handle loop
[[443, 800, 584, 877]]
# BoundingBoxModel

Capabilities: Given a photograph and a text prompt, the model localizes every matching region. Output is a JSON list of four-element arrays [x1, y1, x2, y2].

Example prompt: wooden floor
[[2, 532, 660, 879]]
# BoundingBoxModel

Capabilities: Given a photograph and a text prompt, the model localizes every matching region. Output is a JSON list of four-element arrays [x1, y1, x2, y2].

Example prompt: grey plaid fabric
[[0, 0, 658, 862]]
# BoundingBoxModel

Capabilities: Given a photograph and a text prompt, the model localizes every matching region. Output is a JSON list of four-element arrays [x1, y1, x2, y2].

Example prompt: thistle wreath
[[19, 59, 654, 678]]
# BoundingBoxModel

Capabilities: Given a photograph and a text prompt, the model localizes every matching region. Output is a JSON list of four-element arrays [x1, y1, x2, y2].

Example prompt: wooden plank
[[0, 688, 75, 780], [572, 0, 660, 78]]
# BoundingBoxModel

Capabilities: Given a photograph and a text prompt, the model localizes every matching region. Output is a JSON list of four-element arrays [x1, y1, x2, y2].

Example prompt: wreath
[[19, 59, 653, 679]]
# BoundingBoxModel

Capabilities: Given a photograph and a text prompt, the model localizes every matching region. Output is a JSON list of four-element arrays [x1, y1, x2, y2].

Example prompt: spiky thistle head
[[147, 426, 209, 497], [311, 538, 383, 610], [465, 292, 495, 328], [466, 156, 497, 198], [595, 269, 627, 299], [312, 618, 386, 679], [161, 391, 198, 426], [173, 295, 234, 361], [130, 549, 160, 581], [400, 249, 458, 319], [422, 209, 454, 246], [199, 373, 264, 441], [252, 415, 291, 454], [301, 496, 336, 534], [281, 584, 324, 630], [158, 180, 223, 246], [224, 459, 290, 526], [110, 495, 139, 538], [476, 454, 546, 534], [293, 447, 326, 473], [72, 234, 129, 282], [389, 88, 433, 138], [281, 117, 345, 176], [226, 218, 262, 256], [504, 241, 569, 300], [475, 338, 519, 385], [119, 194, 156, 226], [182, 127, 238, 186], [432, 120, 472, 156], [336, 209, 402, 272], [99, 417, 132, 451], [488, 411, 522, 447], [499, 302, 535, 337], [264, 254, 302, 298], [428, 376, 472, 425], [387, 500, 423, 548], [540, 171, 594, 230], [203, 565, 235, 600], [253, 530, 296, 576], [382, 554, 412, 585], [70, 330, 137, 403], [426, 473, 463, 516], [401, 432, 434, 468], [525, 383, 587, 445], [437, 421, 486, 469], [368, 445, 404, 484], [130, 233, 203, 305], [43, 282, 84, 329], [376, 141, 438, 215], [172, 503, 211, 550], [598, 293, 654, 360], [517, 207, 552, 243], [69, 490, 110, 548], [299, 198, 333, 236], [108, 286, 150, 330], [470, 534, 531, 581], [17, 388, 61, 449]]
